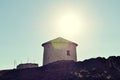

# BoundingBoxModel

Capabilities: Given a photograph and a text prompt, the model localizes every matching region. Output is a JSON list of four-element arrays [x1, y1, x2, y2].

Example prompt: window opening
[[67, 50, 70, 56]]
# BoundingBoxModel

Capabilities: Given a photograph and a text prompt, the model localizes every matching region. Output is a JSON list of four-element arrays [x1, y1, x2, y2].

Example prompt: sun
[[56, 12, 81, 37], [49, 8, 87, 39]]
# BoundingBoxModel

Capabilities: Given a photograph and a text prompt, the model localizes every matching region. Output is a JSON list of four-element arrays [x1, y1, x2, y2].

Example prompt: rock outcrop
[[0, 56, 120, 80]]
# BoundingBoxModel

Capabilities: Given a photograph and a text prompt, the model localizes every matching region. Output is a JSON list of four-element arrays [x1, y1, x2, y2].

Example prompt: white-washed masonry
[[42, 37, 78, 65]]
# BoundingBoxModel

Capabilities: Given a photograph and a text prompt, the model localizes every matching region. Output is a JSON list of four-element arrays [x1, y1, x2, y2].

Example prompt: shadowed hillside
[[0, 56, 120, 80]]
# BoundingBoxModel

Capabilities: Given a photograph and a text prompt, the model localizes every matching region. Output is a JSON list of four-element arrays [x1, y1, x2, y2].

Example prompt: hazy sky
[[0, 0, 120, 69]]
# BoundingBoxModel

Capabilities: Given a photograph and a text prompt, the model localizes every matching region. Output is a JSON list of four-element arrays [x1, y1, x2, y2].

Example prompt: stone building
[[17, 63, 38, 69], [42, 37, 78, 65]]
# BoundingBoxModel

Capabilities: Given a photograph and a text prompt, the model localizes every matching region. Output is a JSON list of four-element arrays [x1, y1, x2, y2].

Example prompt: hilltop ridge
[[0, 56, 120, 80]]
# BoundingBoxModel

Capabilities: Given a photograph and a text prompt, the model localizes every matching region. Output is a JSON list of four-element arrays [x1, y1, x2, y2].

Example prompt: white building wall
[[43, 42, 77, 65]]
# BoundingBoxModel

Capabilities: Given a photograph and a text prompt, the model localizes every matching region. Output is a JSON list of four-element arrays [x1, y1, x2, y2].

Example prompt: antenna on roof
[[27, 57, 30, 63], [21, 60, 22, 64], [32, 58, 37, 63], [14, 60, 17, 69]]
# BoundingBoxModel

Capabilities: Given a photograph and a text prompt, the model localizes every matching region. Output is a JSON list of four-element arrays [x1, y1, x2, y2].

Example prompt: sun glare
[[48, 8, 87, 39], [55, 11, 82, 37], [51, 11, 83, 38]]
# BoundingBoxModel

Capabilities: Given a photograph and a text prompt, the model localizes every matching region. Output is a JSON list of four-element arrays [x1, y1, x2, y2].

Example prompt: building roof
[[42, 37, 78, 46], [17, 63, 38, 69]]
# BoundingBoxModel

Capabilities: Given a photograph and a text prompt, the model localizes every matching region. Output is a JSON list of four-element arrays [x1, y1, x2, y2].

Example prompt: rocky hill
[[0, 56, 120, 80]]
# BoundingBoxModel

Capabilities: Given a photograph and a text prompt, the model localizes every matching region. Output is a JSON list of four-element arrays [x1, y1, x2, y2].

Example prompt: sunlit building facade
[[42, 37, 78, 65]]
